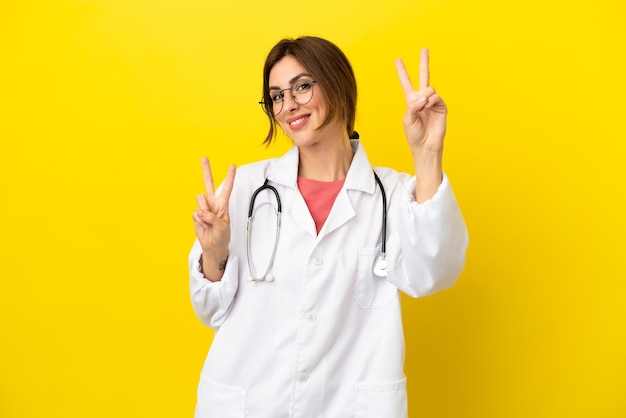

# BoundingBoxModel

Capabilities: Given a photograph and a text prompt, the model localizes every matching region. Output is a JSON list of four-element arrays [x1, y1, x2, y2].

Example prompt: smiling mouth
[[289, 116, 309, 126]]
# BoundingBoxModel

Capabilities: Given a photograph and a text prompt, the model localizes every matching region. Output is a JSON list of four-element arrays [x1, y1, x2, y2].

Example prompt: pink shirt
[[297, 176, 345, 234]]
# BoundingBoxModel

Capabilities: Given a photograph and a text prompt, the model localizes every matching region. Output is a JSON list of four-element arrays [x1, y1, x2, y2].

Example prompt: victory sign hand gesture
[[192, 158, 236, 280], [395, 48, 447, 154]]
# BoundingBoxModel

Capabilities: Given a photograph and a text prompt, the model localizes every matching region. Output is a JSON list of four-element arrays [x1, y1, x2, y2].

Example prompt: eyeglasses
[[259, 78, 317, 116]]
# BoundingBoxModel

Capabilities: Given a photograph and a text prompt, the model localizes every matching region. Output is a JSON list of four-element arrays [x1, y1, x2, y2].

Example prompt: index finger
[[419, 48, 430, 90]]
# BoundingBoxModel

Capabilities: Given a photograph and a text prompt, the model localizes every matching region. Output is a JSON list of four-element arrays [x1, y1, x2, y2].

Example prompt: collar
[[267, 139, 376, 195]]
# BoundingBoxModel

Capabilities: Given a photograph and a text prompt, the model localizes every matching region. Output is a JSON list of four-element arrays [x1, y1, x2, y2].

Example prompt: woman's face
[[268, 56, 341, 148]]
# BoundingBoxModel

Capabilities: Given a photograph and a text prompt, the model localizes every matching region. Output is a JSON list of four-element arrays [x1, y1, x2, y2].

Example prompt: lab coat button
[[304, 312, 317, 323], [313, 257, 323, 266], [297, 372, 309, 383]]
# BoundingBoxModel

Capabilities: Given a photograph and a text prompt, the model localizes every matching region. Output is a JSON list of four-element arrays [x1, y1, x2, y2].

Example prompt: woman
[[189, 36, 468, 417]]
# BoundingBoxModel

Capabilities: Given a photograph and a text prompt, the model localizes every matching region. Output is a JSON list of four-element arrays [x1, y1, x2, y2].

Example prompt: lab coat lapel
[[318, 141, 376, 239], [318, 189, 355, 238], [266, 141, 376, 239], [267, 146, 317, 237]]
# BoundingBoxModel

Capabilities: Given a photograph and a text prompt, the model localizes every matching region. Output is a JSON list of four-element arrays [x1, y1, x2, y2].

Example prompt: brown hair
[[261, 36, 357, 145]]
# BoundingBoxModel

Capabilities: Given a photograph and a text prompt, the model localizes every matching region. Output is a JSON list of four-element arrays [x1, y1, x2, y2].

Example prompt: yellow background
[[1, 0, 625, 417]]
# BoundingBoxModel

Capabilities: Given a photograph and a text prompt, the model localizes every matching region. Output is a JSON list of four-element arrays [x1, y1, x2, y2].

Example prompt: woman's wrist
[[200, 248, 229, 282], [412, 149, 443, 203]]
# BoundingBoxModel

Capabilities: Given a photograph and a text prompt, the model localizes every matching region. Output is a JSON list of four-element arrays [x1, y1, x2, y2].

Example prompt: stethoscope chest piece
[[373, 254, 388, 278]]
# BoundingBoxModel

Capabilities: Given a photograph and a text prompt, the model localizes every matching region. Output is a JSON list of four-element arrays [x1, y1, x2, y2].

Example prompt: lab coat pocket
[[357, 246, 398, 309], [195, 377, 246, 418], [355, 378, 408, 418]]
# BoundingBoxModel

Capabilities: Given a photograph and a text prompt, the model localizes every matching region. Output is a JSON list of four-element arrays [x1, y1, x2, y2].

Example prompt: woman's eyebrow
[[269, 73, 312, 90]]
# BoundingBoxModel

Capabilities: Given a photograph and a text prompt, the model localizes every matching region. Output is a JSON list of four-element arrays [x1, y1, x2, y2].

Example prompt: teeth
[[290, 116, 307, 125]]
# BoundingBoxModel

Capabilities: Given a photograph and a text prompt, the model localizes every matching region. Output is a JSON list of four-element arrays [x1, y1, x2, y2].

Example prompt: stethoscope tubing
[[246, 179, 282, 282], [373, 172, 387, 257], [246, 171, 387, 281]]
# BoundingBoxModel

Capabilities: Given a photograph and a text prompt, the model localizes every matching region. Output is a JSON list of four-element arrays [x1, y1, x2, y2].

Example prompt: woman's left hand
[[395, 48, 447, 154]]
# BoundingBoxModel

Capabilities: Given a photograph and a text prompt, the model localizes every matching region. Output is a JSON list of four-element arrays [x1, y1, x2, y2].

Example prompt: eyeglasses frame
[[259, 78, 317, 116]]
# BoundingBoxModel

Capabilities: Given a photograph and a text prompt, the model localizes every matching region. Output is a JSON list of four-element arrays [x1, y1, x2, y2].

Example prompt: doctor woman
[[189, 36, 468, 418]]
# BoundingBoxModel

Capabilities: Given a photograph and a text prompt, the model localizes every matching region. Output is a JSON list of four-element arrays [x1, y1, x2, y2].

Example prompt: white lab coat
[[189, 140, 468, 418]]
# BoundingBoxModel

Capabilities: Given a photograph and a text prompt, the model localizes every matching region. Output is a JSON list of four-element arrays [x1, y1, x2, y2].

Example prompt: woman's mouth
[[288, 115, 310, 130]]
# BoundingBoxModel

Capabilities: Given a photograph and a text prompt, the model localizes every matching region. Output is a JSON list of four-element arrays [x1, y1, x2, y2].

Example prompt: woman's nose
[[282, 94, 299, 112]]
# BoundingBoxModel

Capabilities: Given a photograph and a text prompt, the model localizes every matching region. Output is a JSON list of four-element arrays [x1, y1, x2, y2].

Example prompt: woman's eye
[[296, 81, 312, 92], [270, 92, 283, 102]]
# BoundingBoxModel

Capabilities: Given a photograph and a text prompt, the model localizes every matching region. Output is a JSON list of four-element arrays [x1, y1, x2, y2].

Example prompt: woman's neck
[[298, 136, 353, 182]]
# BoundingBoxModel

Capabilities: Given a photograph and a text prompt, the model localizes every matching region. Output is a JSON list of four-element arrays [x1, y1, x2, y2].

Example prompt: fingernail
[[418, 96, 426, 104]]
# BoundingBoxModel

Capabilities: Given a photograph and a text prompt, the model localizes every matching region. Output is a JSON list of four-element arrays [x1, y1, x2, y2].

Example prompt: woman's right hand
[[192, 158, 236, 280]]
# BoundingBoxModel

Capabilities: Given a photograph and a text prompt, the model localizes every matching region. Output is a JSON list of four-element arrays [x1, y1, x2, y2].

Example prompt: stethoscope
[[246, 172, 388, 282]]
